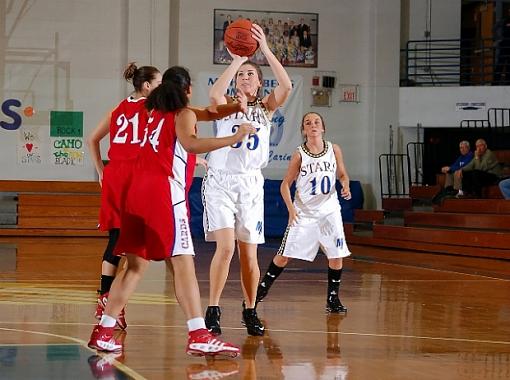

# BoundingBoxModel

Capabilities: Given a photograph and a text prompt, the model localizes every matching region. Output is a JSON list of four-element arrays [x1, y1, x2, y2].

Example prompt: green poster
[[50, 111, 83, 137]]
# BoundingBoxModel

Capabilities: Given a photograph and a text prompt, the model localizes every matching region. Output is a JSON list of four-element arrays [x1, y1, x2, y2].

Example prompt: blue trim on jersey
[[175, 154, 187, 166], [169, 179, 177, 258]]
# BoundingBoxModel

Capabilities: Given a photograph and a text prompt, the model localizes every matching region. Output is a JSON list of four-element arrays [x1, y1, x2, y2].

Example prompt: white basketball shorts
[[277, 209, 351, 261], [202, 169, 265, 244]]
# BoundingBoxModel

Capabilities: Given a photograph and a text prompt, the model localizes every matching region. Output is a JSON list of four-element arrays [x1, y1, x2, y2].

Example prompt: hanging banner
[[195, 72, 303, 169]]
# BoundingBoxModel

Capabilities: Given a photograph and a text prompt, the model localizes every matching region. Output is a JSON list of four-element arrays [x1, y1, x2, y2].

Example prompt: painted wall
[[399, 86, 510, 127], [0, 0, 170, 180], [407, 0, 461, 41]]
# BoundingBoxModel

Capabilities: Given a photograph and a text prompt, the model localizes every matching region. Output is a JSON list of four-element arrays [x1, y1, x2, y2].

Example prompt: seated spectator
[[456, 139, 502, 198], [432, 140, 473, 203], [499, 177, 510, 199]]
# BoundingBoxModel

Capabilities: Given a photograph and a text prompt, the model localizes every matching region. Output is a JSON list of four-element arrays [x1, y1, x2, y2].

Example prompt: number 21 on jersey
[[112, 113, 142, 144]]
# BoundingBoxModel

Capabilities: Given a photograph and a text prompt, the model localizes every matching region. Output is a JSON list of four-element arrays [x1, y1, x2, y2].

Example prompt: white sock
[[100, 314, 117, 328], [457, 189, 464, 196], [187, 317, 206, 332]]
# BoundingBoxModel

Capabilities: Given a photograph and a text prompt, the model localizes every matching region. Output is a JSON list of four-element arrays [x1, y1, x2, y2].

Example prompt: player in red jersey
[[87, 63, 161, 329], [88, 66, 254, 357]]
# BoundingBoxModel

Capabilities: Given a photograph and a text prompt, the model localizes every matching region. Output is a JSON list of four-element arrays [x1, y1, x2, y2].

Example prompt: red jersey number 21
[[112, 113, 141, 144]]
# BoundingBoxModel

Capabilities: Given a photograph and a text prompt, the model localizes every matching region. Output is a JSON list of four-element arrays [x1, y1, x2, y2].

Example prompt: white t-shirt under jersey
[[207, 98, 272, 174], [294, 140, 341, 217]]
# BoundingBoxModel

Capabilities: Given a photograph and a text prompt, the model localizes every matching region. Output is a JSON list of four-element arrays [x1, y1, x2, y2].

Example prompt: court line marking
[[0, 322, 508, 346], [0, 327, 146, 380]]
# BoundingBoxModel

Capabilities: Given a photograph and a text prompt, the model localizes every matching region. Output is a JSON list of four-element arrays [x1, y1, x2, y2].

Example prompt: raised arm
[[175, 108, 255, 154], [251, 24, 292, 111], [333, 144, 351, 200], [209, 54, 248, 106], [87, 111, 112, 185], [280, 151, 301, 225]]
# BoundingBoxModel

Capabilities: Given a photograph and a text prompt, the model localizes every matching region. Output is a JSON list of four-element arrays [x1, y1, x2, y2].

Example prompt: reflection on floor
[[0, 237, 509, 379]]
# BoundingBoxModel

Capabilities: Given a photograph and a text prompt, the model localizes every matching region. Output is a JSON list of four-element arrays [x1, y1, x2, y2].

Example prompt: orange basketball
[[224, 19, 258, 57]]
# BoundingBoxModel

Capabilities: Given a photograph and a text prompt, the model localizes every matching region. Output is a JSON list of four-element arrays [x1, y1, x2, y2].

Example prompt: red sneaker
[[88, 325, 123, 352], [94, 292, 108, 320], [94, 292, 127, 330], [186, 329, 240, 358]]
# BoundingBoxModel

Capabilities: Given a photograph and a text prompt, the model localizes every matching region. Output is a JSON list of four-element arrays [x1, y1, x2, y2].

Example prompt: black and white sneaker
[[205, 306, 222, 336], [242, 308, 265, 336], [326, 296, 347, 314], [255, 283, 268, 305]]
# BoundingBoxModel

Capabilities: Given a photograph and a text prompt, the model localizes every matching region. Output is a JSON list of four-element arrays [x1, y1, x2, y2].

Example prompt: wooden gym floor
[[0, 236, 509, 379]]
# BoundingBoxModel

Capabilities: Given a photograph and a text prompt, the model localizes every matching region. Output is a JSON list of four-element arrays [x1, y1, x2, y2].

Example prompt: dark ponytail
[[146, 66, 191, 112]]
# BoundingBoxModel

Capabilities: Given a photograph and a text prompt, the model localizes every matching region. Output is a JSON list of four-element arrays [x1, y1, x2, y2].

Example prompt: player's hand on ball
[[226, 48, 248, 63], [251, 24, 268, 52]]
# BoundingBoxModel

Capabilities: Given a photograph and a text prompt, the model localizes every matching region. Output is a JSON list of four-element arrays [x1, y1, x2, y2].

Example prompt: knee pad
[[102, 228, 121, 266]]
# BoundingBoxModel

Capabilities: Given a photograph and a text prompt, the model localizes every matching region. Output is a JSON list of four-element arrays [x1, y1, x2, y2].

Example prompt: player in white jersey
[[203, 23, 292, 336], [256, 112, 351, 313]]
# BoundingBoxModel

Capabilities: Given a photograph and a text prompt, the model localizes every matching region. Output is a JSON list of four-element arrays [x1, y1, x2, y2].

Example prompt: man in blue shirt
[[441, 140, 474, 193], [433, 140, 473, 203]]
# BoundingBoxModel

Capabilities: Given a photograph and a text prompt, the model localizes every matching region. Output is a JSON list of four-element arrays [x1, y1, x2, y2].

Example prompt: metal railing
[[460, 107, 510, 129], [406, 142, 424, 186], [489, 108, 510, 127], [460, 119, 491, 128], [401, 37, 510, 86], [379, 154, 411, 198]]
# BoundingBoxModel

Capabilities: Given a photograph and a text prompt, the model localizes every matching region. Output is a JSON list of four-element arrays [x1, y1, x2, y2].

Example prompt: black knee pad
[[102, 228, 121, 266]]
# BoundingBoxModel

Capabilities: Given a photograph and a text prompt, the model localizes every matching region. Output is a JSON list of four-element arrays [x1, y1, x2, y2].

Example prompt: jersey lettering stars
[[294, 140, 340, 217], [208, 98, 272, 173]]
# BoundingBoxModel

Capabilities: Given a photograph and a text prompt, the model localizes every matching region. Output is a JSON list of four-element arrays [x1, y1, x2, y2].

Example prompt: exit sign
[[339, 84, 360, 103]]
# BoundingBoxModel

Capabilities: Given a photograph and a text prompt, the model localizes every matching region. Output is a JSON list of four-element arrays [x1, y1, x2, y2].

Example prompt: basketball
[[224, 19, 258, 57]]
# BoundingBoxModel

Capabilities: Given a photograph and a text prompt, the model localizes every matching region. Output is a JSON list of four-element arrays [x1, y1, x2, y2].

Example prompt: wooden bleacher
[[348, 144, 510, 259], [0, 180, 105, 237], [347, 198, 510, 260]]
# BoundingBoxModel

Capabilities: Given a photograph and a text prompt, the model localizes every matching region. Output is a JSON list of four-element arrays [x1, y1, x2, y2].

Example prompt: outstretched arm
[[280, 151, 301, 226], [209, 53, 248, 106], [190, 90, 247, 121], [175, 108, 255, 154], [87, 111, 112, 185], [190, 103, 241, 122], [251, 24, 292, 111], [333, 144, 351, 200]]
